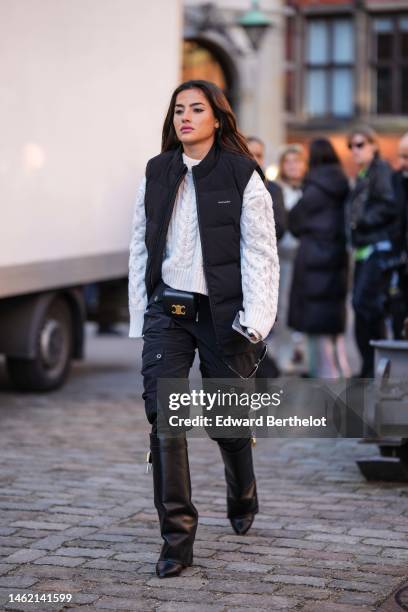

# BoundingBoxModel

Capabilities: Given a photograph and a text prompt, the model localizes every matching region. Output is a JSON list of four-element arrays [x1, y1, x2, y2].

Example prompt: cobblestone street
[[0, 326, 408, 611]]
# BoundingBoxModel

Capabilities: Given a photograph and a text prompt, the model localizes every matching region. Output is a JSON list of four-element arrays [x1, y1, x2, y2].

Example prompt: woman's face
[[348, 134, 376, 168], [282, 152, 305, 183], [173, 88, 219, 148]]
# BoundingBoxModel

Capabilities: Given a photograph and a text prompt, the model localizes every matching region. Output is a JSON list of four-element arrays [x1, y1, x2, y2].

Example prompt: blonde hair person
[[278, 143, 307, 184], [275, 143, 307, 373]]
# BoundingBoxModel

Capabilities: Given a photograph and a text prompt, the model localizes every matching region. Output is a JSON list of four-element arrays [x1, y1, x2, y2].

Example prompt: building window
[[372, 15, 408, 115], [305, 18, 354, 118]]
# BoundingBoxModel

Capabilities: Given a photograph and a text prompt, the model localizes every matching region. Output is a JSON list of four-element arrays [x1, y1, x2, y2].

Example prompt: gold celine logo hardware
[[171, 304, 186, 315], [218, 200, 231, 204]]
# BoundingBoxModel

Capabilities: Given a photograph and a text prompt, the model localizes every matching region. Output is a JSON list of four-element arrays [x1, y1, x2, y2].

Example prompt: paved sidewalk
[[0, 329, 407, 611]]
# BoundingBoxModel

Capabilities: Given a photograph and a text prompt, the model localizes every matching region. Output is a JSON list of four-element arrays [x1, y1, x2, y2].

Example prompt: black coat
[[345, 155, 396, 248], [392, 170, 408, 255], [287, 164, 349, 335]]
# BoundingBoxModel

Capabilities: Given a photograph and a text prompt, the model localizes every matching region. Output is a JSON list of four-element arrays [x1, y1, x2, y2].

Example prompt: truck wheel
[[6, 297, 73, 391]]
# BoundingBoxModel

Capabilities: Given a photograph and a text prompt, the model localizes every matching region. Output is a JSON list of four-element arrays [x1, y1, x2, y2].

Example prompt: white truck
[[0, 0, 181, 390]]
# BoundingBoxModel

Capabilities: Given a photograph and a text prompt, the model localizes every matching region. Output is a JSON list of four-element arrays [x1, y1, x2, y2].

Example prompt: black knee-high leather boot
[[218, 438, 258, 535], [149, 434, 198, 578]]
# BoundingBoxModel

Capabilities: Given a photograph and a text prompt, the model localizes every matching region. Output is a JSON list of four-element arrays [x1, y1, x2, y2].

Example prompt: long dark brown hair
[[161, 80, 252, 159], [309, 138, 341, 168]]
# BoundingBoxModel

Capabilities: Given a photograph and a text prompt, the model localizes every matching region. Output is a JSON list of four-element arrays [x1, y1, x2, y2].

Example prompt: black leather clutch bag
[[162, 288, 198, 321]]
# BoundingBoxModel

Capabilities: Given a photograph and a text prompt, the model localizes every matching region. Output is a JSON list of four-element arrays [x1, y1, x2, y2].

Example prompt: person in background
[[276, 144, 307, 372], [391, 132, 408, 338], [246, 135, 286, 379], [288, 138, 351, 378], [246, 136, 287, 241], [346, 126, 397, 377]]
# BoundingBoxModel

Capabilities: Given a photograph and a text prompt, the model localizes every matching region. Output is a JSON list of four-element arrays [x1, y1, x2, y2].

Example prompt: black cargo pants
[[141, 280, 261, 449]]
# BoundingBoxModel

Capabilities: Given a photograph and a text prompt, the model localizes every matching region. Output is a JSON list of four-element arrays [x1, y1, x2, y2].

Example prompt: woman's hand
[[247, 327, 262, 342]]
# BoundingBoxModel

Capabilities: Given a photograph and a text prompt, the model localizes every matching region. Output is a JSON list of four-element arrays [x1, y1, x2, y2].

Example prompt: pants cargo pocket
[[143, 301, 176, 334], [142, 346, 165, 426]]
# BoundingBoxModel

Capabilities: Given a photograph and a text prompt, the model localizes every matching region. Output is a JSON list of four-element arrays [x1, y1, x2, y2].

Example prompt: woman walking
[[288, 138, 351, 378], [128, 80, 279, 578]]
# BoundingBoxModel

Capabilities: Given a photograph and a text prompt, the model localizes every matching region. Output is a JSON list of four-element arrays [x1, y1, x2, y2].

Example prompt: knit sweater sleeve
[[128, 175, 148, 338], [239, 170, 280, 339]]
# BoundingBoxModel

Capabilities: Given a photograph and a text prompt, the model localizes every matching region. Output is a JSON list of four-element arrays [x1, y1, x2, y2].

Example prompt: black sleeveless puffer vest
[[144, 142, 263, 356]]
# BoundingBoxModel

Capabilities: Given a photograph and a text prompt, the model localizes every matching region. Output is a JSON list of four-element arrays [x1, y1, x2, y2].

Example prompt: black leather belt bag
[[162, 287, 198, 321]]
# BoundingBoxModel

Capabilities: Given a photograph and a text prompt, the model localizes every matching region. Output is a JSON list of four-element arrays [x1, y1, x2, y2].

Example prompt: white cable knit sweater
[[128, 153, 279, 340]]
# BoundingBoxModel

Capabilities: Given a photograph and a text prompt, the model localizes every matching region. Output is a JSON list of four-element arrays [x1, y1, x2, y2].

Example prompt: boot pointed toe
[[156, 559, 187, 578], [231, 514, 254, 535], [219, 438, 259, 537]]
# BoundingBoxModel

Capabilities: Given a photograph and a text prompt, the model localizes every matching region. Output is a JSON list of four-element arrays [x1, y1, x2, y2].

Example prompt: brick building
[[285, 0, 408, 169]]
